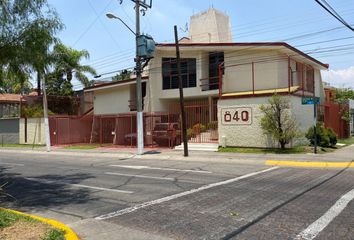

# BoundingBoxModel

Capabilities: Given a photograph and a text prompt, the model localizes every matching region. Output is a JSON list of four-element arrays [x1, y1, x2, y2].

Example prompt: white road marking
[[0, 162, 25, 166], [105, 172, 176, 181], [294, 188, 354, 240], [110, 165, 212, 174], [96, 166, 279, 220], [25, 177, 133, 194]]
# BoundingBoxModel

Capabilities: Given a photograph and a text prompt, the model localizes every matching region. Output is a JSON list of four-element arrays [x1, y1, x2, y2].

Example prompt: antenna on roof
[[180, 23, 188, 33]]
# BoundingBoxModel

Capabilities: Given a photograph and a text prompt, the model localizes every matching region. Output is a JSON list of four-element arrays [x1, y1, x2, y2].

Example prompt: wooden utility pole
[[174, 25, 188, 157]]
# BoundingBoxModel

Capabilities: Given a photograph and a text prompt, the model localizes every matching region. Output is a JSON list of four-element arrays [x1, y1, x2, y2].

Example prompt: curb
[[0, 208, 79, 240], [266, 160, 354, 168]]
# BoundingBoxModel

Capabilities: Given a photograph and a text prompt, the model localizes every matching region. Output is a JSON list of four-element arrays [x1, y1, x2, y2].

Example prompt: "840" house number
[[221, 107, 252, 125]]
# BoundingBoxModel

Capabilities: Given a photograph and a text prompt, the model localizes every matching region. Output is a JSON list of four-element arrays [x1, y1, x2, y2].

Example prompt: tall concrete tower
[[189, 8, 232, 43]]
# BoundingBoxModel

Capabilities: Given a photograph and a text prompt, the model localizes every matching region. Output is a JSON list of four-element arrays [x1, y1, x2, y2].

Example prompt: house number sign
[[221, 107, 252, 125]]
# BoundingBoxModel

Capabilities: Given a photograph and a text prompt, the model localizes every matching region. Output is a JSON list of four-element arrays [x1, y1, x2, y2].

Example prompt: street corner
[[0, 207, 80, 240]]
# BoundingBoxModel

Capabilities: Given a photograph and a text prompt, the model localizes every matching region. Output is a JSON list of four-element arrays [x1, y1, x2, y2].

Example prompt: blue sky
[[47, 0, 354, 88]]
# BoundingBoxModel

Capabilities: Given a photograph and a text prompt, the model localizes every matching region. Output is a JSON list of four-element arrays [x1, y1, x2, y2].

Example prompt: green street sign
[[302, 97, 320, 105]]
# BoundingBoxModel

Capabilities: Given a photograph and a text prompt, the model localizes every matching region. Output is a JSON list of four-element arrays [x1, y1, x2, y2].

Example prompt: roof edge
[[84, 76, 149, 91], [156, 42, 329, 69]]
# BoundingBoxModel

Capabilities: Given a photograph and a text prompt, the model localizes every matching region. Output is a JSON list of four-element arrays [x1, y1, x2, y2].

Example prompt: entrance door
[[184, 101, 218, 143]]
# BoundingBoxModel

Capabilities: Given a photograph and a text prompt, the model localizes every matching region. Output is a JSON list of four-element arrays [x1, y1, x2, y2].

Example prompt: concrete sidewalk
[[0, 143, 353, 164]]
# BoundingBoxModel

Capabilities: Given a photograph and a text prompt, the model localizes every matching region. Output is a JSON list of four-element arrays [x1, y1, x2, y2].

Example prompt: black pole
[[314, 103, 318, 154], [174, 25, 188, 157]]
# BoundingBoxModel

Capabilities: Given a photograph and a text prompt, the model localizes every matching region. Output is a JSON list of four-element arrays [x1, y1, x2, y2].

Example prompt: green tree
[[260, 94, 299, 150], [45, 72, 74, 96], [335, 88, 354, 102], [50, 43, 96, 88], [0, 0, 63, 95], [112, 70, 132, 82], [1, 77, 32, 94]]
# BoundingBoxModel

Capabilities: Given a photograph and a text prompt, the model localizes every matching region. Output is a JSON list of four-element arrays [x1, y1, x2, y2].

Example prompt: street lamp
[[106, 13, 136, 36], [106, 10, 145, 155]]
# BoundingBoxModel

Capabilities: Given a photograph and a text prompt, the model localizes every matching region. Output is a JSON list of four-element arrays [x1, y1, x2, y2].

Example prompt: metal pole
[[136, 0, 144, 155], [42, 76, 51, 152], [174, 25, 188, 157], [314, 103, 317, 154]]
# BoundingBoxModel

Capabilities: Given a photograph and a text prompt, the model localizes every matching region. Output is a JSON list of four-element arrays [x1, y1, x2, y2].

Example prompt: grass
[[0, 209, 65, 240], [0, 209, 37, 228], [63, 144, 101, 150], [337, 137, 354, 146], [218, 146, 337, 154], [0, 143, 44, 148], [42, 229, 65, 240], [218, 146, 308, 154]]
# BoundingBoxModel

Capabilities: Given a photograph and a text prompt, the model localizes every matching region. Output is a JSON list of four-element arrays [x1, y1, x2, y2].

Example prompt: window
[[162, 58, 197, 90], [209, 52, 224, 90]]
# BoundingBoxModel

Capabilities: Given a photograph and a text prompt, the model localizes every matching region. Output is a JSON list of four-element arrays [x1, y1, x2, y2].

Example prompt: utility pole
[[135, 0, 144, 155], [108, 1, 154, 155], [174, 25, 188, 157], [42, 76, 51, 152], [314, 103, 317, 154]]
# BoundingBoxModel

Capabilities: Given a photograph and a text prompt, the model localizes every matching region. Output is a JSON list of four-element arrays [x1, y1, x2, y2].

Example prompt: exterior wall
[[19, 118, 45, 145], [189, 8, 232, 43], [218, 95, 313, 148], [93, 85, 131, 115], [149, 50, 218, 112], [223, 51, 287, 93], [0, 118, 19, 144]]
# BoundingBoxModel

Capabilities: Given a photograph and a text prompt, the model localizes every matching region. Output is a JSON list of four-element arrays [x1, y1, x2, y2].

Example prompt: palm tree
[[51, 43, 96, 88]]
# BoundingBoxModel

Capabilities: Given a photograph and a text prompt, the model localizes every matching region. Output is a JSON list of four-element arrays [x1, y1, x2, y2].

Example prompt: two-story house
[[86, 8, 328, 148]]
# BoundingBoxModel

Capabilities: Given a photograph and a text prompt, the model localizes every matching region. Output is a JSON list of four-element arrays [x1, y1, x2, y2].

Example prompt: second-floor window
[[162, 58, 197, 90], [209, 52, 224, 90]]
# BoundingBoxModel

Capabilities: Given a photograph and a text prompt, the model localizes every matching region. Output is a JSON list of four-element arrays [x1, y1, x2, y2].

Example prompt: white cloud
[[322, 66, 354, 88]]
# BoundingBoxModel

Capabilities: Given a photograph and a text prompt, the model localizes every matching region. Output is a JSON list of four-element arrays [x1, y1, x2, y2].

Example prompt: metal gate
[[178, 99, 218, 143], [49, 116, 93, 145]]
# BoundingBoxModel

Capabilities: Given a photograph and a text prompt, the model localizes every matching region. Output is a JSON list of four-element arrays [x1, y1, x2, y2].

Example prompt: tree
[[335, 88, 354, 102], [259, 94, 299, 150], [1, 77, 32, 94], [45, 72, 74, 96], [0, 0, 63, 95], [112, 70, 132, 82], [50, 43, 96, 88]]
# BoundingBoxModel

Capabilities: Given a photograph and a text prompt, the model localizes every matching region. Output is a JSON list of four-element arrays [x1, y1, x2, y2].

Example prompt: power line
[[72, 0, 115, 47], [315, 0, 354, 32]]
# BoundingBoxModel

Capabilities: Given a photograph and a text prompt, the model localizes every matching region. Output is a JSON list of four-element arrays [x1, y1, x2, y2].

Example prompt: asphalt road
[[0, 151, 353, 240]]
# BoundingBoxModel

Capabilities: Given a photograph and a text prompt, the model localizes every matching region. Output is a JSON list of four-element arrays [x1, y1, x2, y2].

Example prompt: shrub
[[187, 128, 194, 139], [207, 121, 218, 130], [21, 105, 54, 118], [306, 123, 337, 147], [192, 123, 206, 134], [327, 128, 338, 146]]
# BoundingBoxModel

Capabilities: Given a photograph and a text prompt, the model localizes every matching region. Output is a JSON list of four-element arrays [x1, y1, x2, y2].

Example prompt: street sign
[[302, 97, 320, 105]]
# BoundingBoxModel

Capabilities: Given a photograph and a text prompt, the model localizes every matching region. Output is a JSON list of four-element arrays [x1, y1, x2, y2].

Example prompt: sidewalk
[[1, 143, 353, 164]]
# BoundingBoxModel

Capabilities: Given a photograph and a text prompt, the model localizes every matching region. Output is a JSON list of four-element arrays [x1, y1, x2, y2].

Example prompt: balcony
[[200, 76, 220, 91]]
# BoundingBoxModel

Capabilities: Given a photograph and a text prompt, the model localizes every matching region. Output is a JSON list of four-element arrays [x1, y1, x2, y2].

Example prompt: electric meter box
[[137, 35, 156, 59]]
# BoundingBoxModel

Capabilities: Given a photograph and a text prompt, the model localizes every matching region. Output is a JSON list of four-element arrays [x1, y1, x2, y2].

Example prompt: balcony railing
[[200, 76, 220, 91]]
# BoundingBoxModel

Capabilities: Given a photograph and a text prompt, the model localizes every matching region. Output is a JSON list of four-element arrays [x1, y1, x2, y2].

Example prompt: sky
[[47, 0, 354, 89]]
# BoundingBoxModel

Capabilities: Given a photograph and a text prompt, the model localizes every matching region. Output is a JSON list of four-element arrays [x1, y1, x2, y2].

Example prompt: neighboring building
[[0, 94, 22, 144], [85, 8, 329, 148], [189, 8, 232, 43], [0, 94, 23, 119]]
